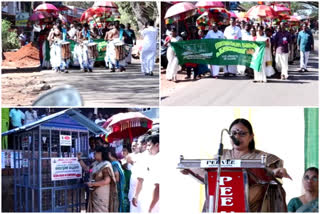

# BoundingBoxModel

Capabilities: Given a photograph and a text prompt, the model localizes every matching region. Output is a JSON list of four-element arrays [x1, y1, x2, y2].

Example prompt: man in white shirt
[[132, 134, 160, 213], [94, 113, 106, 126], [24, 108, 38, 125], [68, 24, 77, 41], [223, 17, 242, 76], [141, 20, 158, 76], [129, 135, 147, 213], [205, 23, 224, 78], [18, 30, 27, 46], [241, 23, 251, 41]]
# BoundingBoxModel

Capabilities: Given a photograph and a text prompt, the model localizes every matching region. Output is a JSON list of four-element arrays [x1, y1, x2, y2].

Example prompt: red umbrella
[[244, 5, 278, 19], [29, 11, 52, 21], [102, 112, 153, 143], [80, 7, 118, 23], [228, 11, 237, 18], [94, 7, 118, 16], [288, 15, 300, 22], [196, 1, 225, 14], [93, 1, 118, 8], [80, 8, 96, 22], [34, 3, 59, 13], [164, 2, 196, 19], [272, 4, 291, 14], [195, 1, 225, 9]]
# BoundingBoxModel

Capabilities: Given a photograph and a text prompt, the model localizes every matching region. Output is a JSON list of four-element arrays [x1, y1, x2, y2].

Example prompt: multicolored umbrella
[[285, 15, 300, 26], [80, 7, 119, 23], [34, 3, 59, 15], [244, 5, 278, 19], [93, 1, 118, 8], [271, 4, 291, 14], [196, 12, 212, 30], [80, 7, 96, 22], [228, 11, 237, 18], [102, 112, 153, 143], [195, 1, 224, 8], [196, 8, 230, 29], [29, 11, 52, 21], [195, 1, 225, 14], [164, 2, 197, 24], [288, 15, 300, 22]]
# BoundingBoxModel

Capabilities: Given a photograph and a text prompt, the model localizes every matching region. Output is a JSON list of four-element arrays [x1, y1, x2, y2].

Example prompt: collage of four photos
[[1, 0, 319, 213]]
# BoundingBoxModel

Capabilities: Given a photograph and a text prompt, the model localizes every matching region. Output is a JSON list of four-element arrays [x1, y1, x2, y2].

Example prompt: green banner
[[170, 39, 266, 72], [304, 108, 319, 169], [67, 39, 107, 62]]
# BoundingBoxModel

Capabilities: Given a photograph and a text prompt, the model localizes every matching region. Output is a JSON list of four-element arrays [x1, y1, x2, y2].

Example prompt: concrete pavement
[[43, 61, 159, 106], [2, 60, 159, 106]]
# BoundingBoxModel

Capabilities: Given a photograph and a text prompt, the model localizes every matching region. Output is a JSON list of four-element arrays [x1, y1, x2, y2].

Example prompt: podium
[[177, 156, 283, 212]]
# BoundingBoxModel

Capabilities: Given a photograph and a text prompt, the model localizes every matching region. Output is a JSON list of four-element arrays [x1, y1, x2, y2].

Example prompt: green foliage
[[63, 1, 94, 9], [291, 2, 318, 18], [116, 2, 139, 31], [2, 19, 20, 51], [116, 2, 158, 33], [240, 2, 256, 11]]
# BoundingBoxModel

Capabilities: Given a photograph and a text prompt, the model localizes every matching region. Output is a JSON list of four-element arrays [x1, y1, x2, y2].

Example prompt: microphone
[[229, 133, 240, 146]]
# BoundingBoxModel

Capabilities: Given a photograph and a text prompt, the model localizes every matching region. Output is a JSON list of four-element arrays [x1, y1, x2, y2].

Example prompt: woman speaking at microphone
[[181, 118, 292, 212]]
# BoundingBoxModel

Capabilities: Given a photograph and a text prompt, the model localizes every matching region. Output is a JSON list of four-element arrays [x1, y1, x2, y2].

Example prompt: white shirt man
[[132, 134, 160, 213], [141, 21, 158, 76], [94, 113, 106, 126], [205, 25, 224, 77], [68, 24, 77, 40], [224, 25, 242, 40], [241, 29, 251, 41], [223, 18, 242, 75], [24, 109, 38, 125]]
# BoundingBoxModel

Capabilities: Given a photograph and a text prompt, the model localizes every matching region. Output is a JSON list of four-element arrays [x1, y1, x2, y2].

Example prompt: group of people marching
[[163, 17, 315, 83], [79, 132, 160, 213], [38, 19, 158, 75]]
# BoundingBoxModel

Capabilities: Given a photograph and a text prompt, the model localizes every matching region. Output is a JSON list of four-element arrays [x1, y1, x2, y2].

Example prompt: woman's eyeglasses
[[303, 175, 318, 182], [231, 131, 248, 137]]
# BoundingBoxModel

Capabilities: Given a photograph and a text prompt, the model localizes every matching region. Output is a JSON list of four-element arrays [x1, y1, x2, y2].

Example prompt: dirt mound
[[2, 42, 41, 68]]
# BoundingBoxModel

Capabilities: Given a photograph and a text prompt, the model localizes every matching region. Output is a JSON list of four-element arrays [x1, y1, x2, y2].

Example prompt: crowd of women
[[35, 19, 157, 75], [77, 131, 160, 213], [163, 17, 315, 83]]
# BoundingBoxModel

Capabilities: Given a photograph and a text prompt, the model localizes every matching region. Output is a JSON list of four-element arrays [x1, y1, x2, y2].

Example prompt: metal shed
[[2, 109, 107, 212]]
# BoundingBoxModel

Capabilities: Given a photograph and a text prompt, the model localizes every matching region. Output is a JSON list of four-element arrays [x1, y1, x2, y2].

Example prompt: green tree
[[2, 19, 20, 51], [291, 2, 318, 18], [240, 2, 256, 11], [63, 1, 94, 9], [116, 2, 158, 33]]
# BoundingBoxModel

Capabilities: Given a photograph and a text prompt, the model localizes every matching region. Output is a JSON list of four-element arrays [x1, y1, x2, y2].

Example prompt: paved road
[[2, 60, 159, 106], [161, 40, 318, 106]]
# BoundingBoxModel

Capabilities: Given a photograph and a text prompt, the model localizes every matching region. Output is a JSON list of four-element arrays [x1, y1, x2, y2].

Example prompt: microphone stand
[[214, 128, 229, 212]]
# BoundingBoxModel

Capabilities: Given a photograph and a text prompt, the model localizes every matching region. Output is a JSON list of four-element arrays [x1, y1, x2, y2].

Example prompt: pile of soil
[[2, 42, 40, 68]]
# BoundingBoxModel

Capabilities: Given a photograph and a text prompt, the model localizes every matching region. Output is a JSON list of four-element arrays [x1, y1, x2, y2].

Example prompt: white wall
[[160, 107, 305, 213]]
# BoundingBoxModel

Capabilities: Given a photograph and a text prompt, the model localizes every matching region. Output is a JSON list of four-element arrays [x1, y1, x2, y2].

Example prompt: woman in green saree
[[288, 167, 318, 212], [108, 147, 126, 212]]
